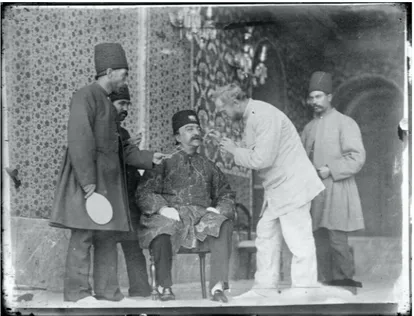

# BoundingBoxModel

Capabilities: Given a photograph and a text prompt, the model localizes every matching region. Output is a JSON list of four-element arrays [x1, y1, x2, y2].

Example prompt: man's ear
[[174, 133, 181, 144], [106, 68, 113, 77], [327, 94, 333, 102]]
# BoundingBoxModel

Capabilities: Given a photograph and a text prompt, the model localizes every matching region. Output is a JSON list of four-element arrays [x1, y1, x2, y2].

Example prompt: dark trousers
[[313, 228, 355, 282], [150, 220, 233, 291], [119, 235, 151, 297], [64, 229, 124, 302]]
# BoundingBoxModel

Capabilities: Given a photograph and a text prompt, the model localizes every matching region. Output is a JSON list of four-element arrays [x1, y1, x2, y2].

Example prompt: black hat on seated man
[[309, 71, 333, 94], [110, 85, 131, 102], [94, 43, 129, 78], [172, 110, 201, 134]]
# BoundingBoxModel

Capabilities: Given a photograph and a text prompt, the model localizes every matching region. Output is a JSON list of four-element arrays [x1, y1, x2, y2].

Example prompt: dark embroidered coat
[[137, 151, 235, 253]]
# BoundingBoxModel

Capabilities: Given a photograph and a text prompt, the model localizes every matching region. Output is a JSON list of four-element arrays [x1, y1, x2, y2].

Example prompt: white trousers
[[253, 202, 318, 289]]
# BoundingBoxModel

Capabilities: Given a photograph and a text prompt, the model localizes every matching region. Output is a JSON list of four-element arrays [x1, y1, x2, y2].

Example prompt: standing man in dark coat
[[110, 86, 151, 297], [137, 110, 235, 303], [50, 43, 165, 302]]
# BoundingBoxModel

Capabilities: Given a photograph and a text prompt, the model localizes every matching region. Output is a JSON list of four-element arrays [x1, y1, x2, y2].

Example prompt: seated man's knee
[[150, 234, 171, 250], [221, 219, 233, 234]]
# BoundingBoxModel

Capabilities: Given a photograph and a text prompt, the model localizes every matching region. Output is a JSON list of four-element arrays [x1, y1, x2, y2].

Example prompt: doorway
[[333, 76, 404, 237]]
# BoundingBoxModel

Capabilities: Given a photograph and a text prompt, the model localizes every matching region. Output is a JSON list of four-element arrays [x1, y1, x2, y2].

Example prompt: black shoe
[[342, 279, 363, 288], [326, 279, 363, 288], [129, 291, 151, 298], [223, 282, 230, 291], [160, 287, 175, 301], [211, 289, 228, 303]]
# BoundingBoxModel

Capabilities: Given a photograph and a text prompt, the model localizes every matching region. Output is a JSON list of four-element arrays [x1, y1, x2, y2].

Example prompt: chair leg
[[199, 253, 207, 299], [246, 252, 252, 279], [149, 250, 159, 300], [279, 247, 284, 282]]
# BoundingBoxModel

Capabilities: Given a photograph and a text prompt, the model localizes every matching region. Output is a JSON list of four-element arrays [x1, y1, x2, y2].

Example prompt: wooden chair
[[149, 240, 211, 300], [234, 203, 284, 281], [234, 203, 257, 279]]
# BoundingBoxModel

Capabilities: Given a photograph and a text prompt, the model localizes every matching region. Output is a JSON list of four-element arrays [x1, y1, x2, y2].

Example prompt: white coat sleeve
[[233, 113, 281, 170]]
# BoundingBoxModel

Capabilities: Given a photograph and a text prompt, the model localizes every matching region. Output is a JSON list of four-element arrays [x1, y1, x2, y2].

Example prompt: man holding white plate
[[50, 43, 165, 302]]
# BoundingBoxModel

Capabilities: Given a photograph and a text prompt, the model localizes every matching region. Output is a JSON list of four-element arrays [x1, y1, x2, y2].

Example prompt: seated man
[[137, 110, 235, 303]]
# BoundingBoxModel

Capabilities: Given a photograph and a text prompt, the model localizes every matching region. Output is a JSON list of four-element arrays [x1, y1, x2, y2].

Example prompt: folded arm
[[327, 118, 366, 181]]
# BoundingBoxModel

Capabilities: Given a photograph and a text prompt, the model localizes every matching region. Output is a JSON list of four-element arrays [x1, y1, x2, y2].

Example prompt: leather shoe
[[160, 287, 175, 301], [211, 289, 228, 303], [325, 279, 363, 288]]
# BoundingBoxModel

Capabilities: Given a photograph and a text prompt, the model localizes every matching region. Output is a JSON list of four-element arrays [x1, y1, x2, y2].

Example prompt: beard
[[118, 110, 128, 122], [113, 82, 127, 93]]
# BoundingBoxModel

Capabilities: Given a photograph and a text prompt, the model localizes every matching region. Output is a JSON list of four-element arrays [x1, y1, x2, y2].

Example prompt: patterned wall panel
[[3, 6, 142, 218], [192, 7, 252, 178], [190, 6, 253, 209], [146, 7, 192, 153]]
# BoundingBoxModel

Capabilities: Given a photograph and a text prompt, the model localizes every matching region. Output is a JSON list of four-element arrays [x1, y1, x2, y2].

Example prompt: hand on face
[[219, 137, 238, 155]]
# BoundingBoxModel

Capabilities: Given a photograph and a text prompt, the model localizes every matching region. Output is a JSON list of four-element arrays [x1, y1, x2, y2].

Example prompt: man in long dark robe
[[137, 110, 235, 303], [50, 43, 165, 302], [110, 86, 151, 297]]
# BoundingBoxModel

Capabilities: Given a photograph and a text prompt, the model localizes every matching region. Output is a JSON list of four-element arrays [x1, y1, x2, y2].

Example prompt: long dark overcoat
[[50, 83, 154, 231]]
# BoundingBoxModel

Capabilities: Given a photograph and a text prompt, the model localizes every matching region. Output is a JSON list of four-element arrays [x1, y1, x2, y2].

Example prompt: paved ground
[[5, 277, 404, 313]]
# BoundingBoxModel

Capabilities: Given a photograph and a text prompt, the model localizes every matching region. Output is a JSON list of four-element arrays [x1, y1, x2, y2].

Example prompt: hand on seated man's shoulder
[[152, 152, 167, 165], [159, 206, 180, 221]]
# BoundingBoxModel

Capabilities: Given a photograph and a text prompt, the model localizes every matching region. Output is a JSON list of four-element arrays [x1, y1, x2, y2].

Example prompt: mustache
[[120, 110, 128, 117], [191, 135, 202, 141]]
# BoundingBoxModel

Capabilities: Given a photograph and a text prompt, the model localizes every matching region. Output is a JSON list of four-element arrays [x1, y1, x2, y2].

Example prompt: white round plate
[[85, 193, 113, 225]]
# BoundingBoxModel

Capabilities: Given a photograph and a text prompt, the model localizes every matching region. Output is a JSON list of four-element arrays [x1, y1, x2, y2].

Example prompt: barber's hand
[[206, 207, 220, 214], [152, 152, 167, 165], [317, 166, 331, 179], [159, 207, 180, 221], [128, 133, 142, 147], [220, 137, 238, 155], [83, 184, 96, 199]]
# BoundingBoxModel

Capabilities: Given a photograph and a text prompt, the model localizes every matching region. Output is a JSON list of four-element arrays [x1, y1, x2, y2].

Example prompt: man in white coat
[[301, 71, 366, 288], [215, 83, 325, 297]]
